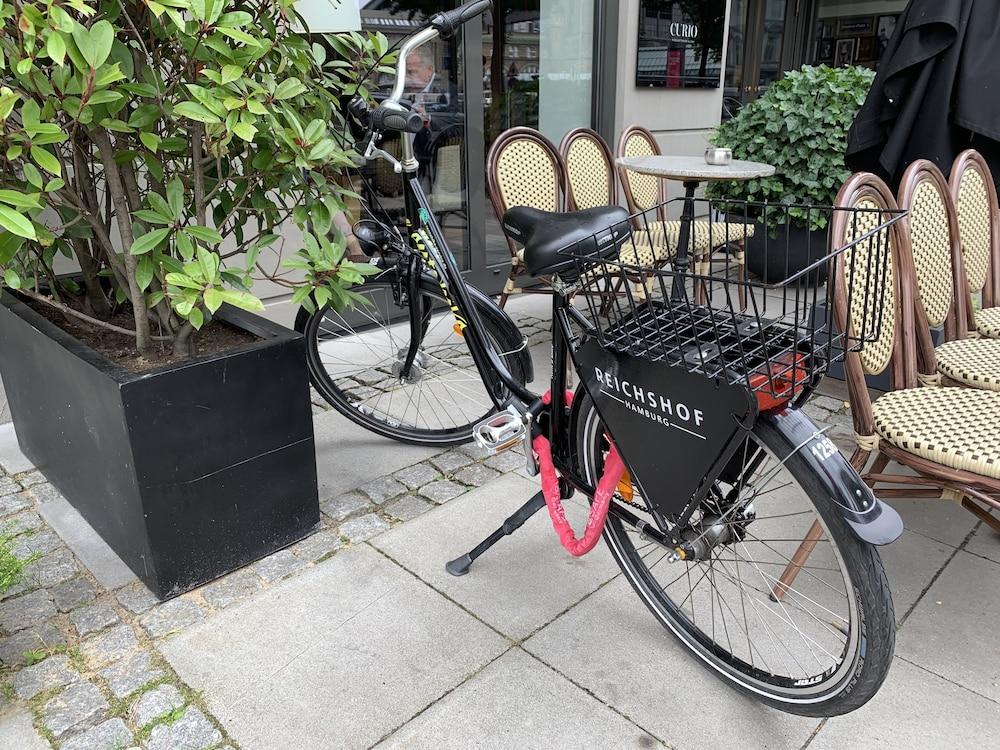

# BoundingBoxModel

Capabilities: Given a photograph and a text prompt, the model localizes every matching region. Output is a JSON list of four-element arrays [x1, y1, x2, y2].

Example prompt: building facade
[[259, 0, 909, 320]]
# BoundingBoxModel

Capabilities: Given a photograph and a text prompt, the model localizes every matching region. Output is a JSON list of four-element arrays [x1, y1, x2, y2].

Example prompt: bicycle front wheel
[[575, 394, 895, 716], [300, 274, 530, 446]]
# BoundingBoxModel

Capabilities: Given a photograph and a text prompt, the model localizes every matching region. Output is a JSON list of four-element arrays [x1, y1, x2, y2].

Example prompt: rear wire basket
[[563, 198, 904, 408]]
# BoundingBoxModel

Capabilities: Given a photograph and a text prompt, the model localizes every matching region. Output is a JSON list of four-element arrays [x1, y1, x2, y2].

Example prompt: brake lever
[[364, 135, 403, 174]]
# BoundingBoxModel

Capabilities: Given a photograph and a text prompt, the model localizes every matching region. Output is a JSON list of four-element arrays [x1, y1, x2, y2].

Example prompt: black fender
[[292, 273, 533, 384], [761, 407, 903, 546]]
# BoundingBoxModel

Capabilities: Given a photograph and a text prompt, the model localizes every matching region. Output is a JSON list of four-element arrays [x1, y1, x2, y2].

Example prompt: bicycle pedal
[[473, 407, 526, 455]]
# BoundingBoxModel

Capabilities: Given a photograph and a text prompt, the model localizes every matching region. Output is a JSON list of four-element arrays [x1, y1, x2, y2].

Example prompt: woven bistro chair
[[559, 127, 665, 301], [616, 124, 753, 305], [897, 159, 1000, 393], [773, 172, 1000, 599], [487, 127, 567, 309], [949, 149, 1000, 339]]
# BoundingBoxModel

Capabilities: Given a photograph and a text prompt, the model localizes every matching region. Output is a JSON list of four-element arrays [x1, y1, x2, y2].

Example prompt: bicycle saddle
[[502, 205, 630, 278]]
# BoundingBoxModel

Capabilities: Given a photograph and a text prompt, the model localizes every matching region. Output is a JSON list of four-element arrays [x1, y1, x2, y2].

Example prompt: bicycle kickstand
[[445, 490, 547, 576]]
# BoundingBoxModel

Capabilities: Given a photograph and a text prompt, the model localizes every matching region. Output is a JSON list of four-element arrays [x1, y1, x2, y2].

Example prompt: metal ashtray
[[704, 147, 732, 166]]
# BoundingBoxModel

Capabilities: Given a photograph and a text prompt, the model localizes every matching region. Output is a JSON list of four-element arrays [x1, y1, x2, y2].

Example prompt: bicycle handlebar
[[430, 0, 493, 39], [370, 1, 493, 133]]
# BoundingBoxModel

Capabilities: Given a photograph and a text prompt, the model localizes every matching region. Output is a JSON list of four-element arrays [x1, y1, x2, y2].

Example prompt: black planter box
[[0, 292, 319, 599], [745, 222, 830, 284]]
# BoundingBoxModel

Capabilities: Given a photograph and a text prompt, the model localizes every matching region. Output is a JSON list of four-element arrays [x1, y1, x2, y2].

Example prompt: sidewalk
[[1, 297, 998, 749]]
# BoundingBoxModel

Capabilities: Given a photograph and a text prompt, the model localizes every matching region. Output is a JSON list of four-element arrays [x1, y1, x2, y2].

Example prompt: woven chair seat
[[936, 338, 1000, 391], [974, 307, 1000, 338], [872, 387, 1000, 479], [632, 220, 754, 257]]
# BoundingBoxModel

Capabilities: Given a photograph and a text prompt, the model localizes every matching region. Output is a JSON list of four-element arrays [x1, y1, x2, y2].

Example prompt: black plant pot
[[0, 292, 319, 599], [744, 222, 829, 284]]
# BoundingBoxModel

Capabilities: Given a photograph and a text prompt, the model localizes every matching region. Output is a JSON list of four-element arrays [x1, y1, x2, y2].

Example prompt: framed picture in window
[[817, 38, 835, 63], [835, 38, 856, 67], [857, 36, 876, 61], [838, 16, 874, 36]]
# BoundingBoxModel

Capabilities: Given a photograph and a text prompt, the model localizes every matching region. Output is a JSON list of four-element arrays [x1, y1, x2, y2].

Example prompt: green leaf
[[86, 90, 122, 105], [174, 101, 221, 124], [217, 27, 261, 48], [139, 132, 160, 153], [219, 289, 265, 312], [232, 122, 256, 141], [187, 306, 204, 330], [31, 146, 62, 175], [0, 232, 25, 265], [204, 288, 224, 313], [132, 209, 171, 226], [47, 32, 67, 66], [0, 190, 42, 209], [22, 163, 43, 189], [3, 268, 21, 289], [165, 272, 202, 290], [166, 178, 183, 219], [176, 231, 194, 260], [221, 64, 242, 84], [136, 256, 155, 291], [89, 20, 114, 68], [0, 205, 35, 239], [217, 11, 253, 27], [273, 78, 306, 100], [44, 179, 65, 193], [196, 246, 219, 282], [185, 225, 223, 244], [130, 227, 171, 255]]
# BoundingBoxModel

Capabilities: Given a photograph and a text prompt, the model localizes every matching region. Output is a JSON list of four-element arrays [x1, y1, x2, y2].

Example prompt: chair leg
[[769, 519, 824, 602], [694, 255, 709, 305], [960, 497, 1000, 533], [498, 273, 518, 310]]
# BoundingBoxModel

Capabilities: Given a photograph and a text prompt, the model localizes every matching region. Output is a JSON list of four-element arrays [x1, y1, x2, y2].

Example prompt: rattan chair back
[[616, 125, 665, 219], [560, 128, 616, 211], [949, 150, 1000, 317]]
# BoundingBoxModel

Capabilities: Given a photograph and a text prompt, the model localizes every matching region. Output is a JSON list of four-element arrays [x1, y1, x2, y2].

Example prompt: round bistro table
[[615, 155, 775, 299]]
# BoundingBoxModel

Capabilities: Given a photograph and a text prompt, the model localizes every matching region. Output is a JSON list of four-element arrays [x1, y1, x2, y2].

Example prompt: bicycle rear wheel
[[575, 394, 894, 716], [299, 274, 530, 446]]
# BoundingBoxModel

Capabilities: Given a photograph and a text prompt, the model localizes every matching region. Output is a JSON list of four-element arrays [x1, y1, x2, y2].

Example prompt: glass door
[[723, 0, 804, 117], [481, 0, 596, 278]]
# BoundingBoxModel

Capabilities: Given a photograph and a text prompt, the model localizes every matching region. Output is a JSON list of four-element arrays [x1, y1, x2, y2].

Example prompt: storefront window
[[809, 0, 907, 70], [483, 0, 595, 267]]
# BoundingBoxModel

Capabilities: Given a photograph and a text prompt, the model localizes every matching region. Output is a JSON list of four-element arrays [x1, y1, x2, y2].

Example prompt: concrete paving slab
[[876, 529, 955, 624], [810, 657, 1000, 749], [312, 409, 438, 502], [372, 473, 620, 639], [524, 578, 817, 750], [159, 544, 508, 750], [0, 423, 33, 474], [0, 706, 50, 750], [377, 648, 661, 748], [965, 520, 1000, 566], [895, 550, 1000, 702], [35, 492, 137, 590], [883, 496, 978, 549]]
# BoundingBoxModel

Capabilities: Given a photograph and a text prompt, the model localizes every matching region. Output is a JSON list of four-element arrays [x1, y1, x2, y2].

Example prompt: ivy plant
[[0, 0, 389, 357], [708, 65, 875, 231]]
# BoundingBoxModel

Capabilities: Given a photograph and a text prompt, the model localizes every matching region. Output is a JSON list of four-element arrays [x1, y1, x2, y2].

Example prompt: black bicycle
[[299, 1, 905, 716]]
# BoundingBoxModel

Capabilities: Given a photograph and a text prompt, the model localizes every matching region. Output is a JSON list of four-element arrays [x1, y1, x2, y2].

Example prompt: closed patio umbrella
[[846, 0, 1000, 189]]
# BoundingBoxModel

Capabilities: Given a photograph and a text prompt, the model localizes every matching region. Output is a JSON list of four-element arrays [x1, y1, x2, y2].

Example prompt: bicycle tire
[[297, 275, 530, 447], [574, 392, 895, 716]]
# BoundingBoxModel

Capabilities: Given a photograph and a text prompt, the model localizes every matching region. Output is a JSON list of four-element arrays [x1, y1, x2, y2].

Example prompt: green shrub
[[0, 0, 389, 358], [708, 65, 875, 231]]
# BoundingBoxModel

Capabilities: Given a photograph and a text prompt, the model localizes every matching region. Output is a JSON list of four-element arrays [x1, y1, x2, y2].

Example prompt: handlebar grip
[[430, 0, 493, 39], [370, 105, 424, 134]]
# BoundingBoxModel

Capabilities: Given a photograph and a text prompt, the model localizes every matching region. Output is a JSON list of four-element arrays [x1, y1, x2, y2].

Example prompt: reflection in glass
[[357, 2, 470, 269], [636, 0, 726, 89], [483, 1, 594, 268]]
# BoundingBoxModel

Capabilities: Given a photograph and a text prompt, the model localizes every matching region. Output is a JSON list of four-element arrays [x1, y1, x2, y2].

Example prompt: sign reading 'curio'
[[636, 0, 726, 89]]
